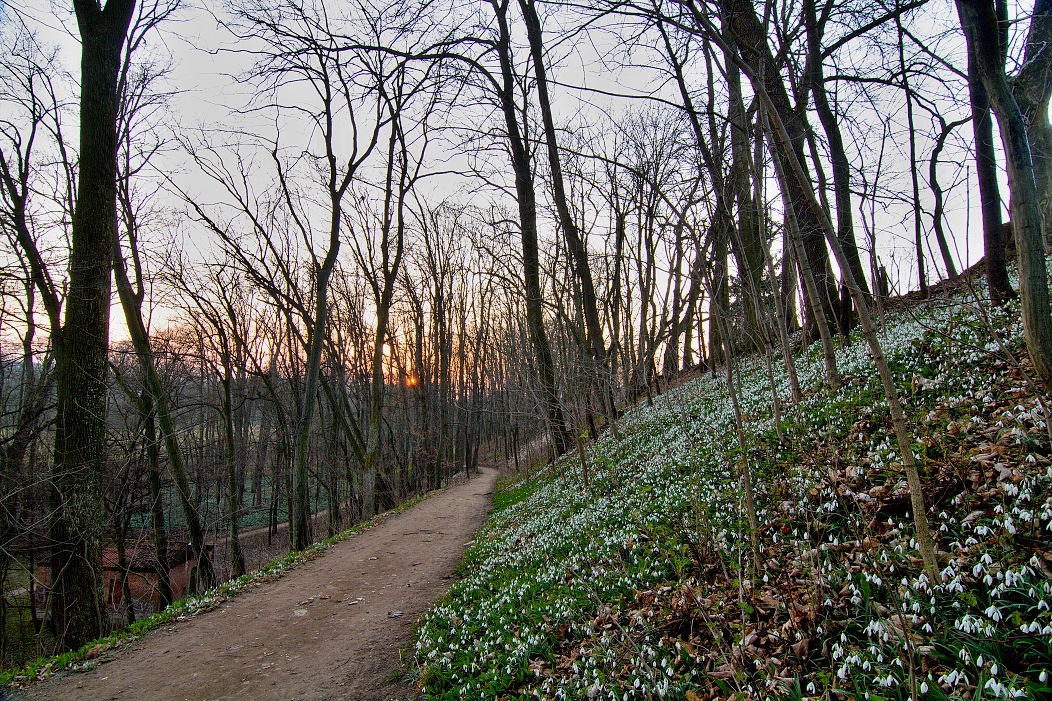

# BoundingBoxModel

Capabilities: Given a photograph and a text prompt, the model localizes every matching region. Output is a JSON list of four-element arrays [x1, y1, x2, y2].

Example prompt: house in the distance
[[35, 541, 205, 620]]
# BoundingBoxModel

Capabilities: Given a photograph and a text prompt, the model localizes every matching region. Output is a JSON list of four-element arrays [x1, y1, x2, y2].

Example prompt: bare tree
[[111, 0, 213, 592], [957, 0, 1052, 390], [965, 37, 1015, 303], [44, 0, 138, 649], [486, 0, 573, 454], [517, 0, 620, 434]]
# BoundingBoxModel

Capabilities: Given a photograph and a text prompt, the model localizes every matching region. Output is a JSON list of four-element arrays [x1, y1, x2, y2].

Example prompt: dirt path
[[20, 467, 499, 701]]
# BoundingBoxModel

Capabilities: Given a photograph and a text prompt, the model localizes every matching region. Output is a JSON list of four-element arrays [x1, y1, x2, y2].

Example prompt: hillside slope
[[414, 279, 1052, 700]]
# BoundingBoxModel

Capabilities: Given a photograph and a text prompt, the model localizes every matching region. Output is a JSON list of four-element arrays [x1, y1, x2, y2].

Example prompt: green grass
[[492, 471, 546, 512], [1, 594, 41, 673]]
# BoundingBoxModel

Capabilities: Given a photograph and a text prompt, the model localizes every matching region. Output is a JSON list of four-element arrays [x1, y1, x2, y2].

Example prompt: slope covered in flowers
[[415, 280, 1052, 700]]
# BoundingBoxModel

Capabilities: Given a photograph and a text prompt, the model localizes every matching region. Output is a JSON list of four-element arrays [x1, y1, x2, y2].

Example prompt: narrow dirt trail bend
[[25, 468, 499, 701]]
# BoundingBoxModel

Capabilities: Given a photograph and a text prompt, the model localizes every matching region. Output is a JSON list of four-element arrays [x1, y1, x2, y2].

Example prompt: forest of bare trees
[[1, 0, 1051, 668]]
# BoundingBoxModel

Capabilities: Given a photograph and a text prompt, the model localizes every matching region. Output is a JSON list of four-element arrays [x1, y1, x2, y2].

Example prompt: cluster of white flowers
[[415, 271, 1052, 700]]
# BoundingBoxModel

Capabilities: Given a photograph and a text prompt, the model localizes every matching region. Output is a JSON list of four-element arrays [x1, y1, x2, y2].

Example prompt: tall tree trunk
[[490, 0, 571, 455], [518, 0, 619, 434], [753, 119, 803, 403], [113, 245, 214, 592], [663, 233, 684, 376], [222, 375, 245, 578], [929, 117, 965, 278], [709, 217, 730, 369], [48, 0, 137, 650], [114, 524, 134, 625], [716, 0, 838, 331], [140, 392, 172, 610], [1013, 0, 1052, 242], [293, 197, 343, 547], [362, 299, 392, 518], [775, 153, 842, 390], [363, 121, 411, 516], [804, 0, 871, 311], [726, 43, 766, 346], [657, 15, 745, 364], [897, 14, 928, 296], [681, 252, 703, 369], [958, 0, 1052, 390], [966, 43, 1015, 302], [780, 226, 800, 332]]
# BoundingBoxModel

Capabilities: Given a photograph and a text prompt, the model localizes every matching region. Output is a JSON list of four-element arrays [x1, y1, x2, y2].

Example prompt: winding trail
[[23, 467, 499, 701]]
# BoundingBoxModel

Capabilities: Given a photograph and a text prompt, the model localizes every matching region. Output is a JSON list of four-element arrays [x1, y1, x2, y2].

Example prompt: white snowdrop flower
[[985, 678, 1003, 695]]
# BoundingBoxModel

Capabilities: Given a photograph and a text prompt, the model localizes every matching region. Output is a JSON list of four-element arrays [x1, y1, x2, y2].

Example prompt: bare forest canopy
[[2, 0, 1052, 671]]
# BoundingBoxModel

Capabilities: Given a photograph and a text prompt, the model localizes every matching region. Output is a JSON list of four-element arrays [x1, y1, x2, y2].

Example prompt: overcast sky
[[2, 0, 1016, 344]]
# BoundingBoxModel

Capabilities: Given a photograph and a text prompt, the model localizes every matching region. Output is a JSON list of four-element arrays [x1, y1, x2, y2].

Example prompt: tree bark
[[966, 42, 1015, 302], [1013, 0, 1052, 243], [140, 392, 172, 610], [48, 0, 136, 649], [292, 229, 339, 547], [490, 0, 571, 455], [804, 0, 871, 310], [896, 13, 929, 296], [518, 0, 620, 435], [958, 0, 1052, 390], [726, 40, 767, 346], [929, 117, 965, 279], [717, 0, 839, 331], [113, 246, 215, 592], [774, 153, 842, 390], [222, 375, 246, 578]]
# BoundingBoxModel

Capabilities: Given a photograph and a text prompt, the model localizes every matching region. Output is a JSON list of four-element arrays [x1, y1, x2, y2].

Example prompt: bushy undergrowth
[[416, 278, 1052, 700]]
